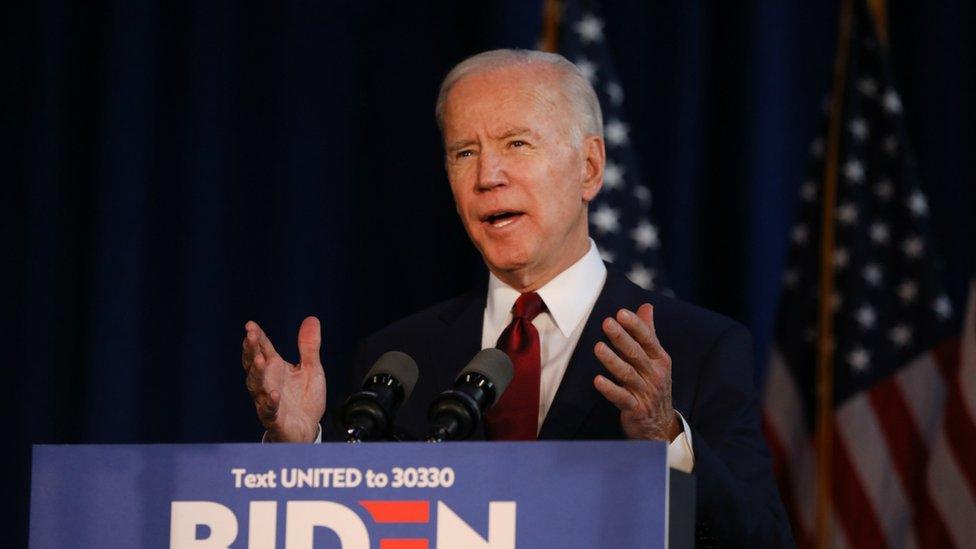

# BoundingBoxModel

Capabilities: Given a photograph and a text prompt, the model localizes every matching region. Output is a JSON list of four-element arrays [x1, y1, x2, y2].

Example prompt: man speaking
[[241, 49, 793, 546]]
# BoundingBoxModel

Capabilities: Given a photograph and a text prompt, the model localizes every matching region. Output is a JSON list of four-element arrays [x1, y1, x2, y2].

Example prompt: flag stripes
[[830, 429, 886, 547], [766, 341, 976, 547], [763, 350, 816, 545]]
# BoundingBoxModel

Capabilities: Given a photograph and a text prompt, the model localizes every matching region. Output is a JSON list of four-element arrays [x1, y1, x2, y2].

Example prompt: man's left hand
[[592, 303, 681, 441]]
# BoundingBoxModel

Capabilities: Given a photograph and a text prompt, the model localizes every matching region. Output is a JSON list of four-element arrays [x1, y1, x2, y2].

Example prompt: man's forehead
[[447, 65, 562, 110], [442, 69, 566, 134]]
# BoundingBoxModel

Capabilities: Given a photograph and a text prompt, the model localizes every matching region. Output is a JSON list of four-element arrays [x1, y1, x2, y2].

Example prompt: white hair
[[434, 49, 603, 144]]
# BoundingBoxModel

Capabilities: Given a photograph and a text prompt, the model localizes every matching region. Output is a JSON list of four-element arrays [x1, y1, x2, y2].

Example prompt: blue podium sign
[[30, 441, 668, 548]]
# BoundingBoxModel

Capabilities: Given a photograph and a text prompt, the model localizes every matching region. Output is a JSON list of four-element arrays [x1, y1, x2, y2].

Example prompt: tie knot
[[512, 292, 545, 321]]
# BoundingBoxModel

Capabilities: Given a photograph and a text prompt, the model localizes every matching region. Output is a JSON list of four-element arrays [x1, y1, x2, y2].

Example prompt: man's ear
[[581, 135, 605, 203]]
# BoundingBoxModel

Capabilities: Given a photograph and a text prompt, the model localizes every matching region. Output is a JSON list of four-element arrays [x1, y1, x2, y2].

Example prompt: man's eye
[[456, 150, 474, 159], [510, 140, 527, 148]]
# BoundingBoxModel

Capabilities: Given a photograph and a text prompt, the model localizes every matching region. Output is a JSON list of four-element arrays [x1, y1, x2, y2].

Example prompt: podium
[[30, 441, 694, 548]]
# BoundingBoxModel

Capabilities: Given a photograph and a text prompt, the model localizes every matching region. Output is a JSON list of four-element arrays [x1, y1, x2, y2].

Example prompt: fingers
[[593, 374, 638, 412], [242, 328, 260, 372], [594, 304, 678, 441], [595, 304, 672, 394], [594, 340, 646, 391], [242, 320, 284, 401], [245, 344, 272, 394], [242, 320, 279, 370], [296, 316, 322, 368], [602, 315, 652, 377], [255, 389, 280, 423], [253, 322, 280, 361], [634, 304, 667, 360], [616, 305, 667, 360]]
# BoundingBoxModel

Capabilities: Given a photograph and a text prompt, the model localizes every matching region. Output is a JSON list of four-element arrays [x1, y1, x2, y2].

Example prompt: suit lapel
[[539, 269, 636, 439]]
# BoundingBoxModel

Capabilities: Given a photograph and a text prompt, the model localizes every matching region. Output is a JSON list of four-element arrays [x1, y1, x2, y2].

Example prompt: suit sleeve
[[687, 324, 795, 547]]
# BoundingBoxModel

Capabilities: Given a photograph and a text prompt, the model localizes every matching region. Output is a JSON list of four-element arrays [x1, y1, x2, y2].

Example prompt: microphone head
[[458, 348, 515, 399], [363, 351, 420, 402]]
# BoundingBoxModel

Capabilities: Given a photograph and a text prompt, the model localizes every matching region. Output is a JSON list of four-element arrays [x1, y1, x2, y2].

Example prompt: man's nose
[[476, 149, 506, 191]]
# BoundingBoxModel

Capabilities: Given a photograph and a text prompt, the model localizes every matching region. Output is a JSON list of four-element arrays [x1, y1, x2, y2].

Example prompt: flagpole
[[815, 0, 854, 547], [540, 0, 562, 53], [867, 0, 888, 45]]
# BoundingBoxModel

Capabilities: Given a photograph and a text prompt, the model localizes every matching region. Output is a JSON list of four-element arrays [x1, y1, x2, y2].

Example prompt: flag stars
[[902, 236, 924, 259], [857, 77, 878, 97], [605, 82, 624, 106], [604, 119, 630, 147], [883, 90, 903, 114], [836, 202, 859, 225], [843, 159, 865, 183], [874, 179, 895, 200], [870, 222, 890, 245], [907, 191, 928, 216], [791, 224, 809, 245], [855, 305, 876, 329], [630, 221, 660, 251], [933, 295, 953, 320], [833, 248, 850, 269], [574, 58, 598, 83], [848, 118, 869, 141], [897, 280, 918, 303], [603, 161, 624, 190], [573, 13, 605, 43], [863, 263, 883, 286], [800, 180, 817, 202], [633, 185, 651, 204], [627, 264, 655, 290], [591, 204, 620, 234], [848, 347, 871, 373], [889, 324, 913, 347]]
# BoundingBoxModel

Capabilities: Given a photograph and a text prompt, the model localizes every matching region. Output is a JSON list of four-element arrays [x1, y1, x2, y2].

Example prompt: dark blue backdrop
[[5, 1, 974, 545]]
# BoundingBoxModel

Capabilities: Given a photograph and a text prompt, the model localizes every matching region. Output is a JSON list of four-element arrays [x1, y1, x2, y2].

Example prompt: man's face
[[441, 65, 604, 290]]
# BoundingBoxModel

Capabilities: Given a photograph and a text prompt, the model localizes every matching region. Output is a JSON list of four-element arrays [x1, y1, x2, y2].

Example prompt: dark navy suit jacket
[[342, 267, 794, 547]]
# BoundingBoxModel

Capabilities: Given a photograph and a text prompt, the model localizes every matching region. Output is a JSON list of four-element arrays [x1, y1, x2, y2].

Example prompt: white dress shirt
[[482, 239, 694, 472]]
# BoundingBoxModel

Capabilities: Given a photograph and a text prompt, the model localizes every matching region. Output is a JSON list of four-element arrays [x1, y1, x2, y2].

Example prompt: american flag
[[558, 0, 666, 291], [762, 2, 976, 547]]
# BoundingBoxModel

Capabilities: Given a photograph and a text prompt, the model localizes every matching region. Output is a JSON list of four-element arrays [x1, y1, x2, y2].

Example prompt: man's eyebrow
[[447, 139, 477, 152], [497, 127, 535, 140], [447, 128, 536, 152]]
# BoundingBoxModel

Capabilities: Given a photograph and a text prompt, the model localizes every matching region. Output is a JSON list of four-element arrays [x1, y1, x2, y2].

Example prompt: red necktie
[[486, 292, 545, 440]]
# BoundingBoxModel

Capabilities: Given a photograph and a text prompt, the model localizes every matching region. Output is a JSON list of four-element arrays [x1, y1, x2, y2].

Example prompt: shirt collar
[[486, 239, 607, 338]]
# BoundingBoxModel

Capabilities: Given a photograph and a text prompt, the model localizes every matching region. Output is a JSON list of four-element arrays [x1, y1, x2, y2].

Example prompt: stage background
[[4, 1, 974, 545]]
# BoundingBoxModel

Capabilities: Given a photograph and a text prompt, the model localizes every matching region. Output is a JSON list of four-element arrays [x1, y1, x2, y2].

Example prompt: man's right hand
[[242, 316, 327, 442]]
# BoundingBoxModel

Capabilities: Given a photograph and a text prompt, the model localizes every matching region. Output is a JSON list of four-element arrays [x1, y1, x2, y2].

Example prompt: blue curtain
[[6, 1, 974, 544]]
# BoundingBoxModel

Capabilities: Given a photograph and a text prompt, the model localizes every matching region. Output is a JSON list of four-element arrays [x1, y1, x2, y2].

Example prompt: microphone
[[426, 348, 514, 442], [340, 351, 419, 442]]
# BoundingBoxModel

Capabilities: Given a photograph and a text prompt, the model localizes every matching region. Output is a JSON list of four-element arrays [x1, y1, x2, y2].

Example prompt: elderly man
[[242, 49, 793, 546]]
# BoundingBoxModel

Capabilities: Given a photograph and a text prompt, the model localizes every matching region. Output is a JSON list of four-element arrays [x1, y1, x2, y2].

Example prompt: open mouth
[[483, 211, 524, 228]]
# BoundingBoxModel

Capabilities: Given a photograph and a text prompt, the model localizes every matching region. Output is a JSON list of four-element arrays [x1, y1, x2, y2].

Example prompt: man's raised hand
[[592, 303, 681, 442], [242, 316, 327, 442]]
